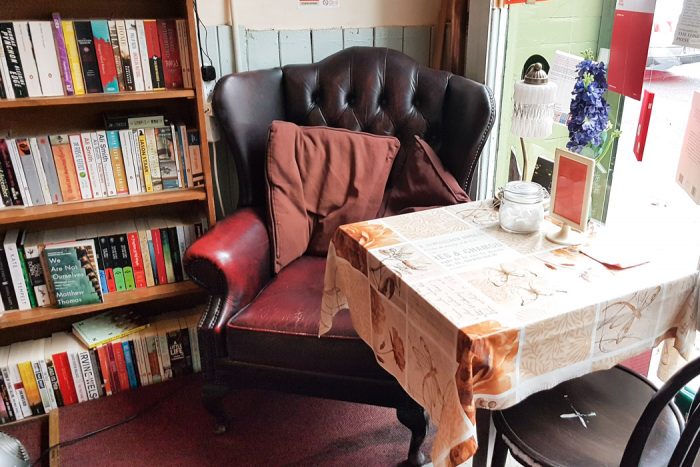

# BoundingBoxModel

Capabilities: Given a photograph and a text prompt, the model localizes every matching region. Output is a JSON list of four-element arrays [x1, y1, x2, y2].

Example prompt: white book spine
[[8, 364, 32, 418], [88, 133, 108, 198], [135, 21, 153, 92], [176, 225, 187, 278], [13, 22, 42, 97], [170, 124, 183, 188], [80, 133, 103, 199], [144, 128, 160, 189], [78, 351, 99, 400], [6, 139, 31, 206], [68, 352, 88, 403], [118, 130, 139, 194], [68, 134, 93, 199], [37, 360, 58, 410], [133, 337, 149, 386], [188, 325, 201, 373], [140, 336, 153, 384], [155, 333, 168, 380], [28, 22, 63, 96], [0, 52, 15, 98], [0, 367, 23, 420], [95, 131, 117, 197], [129, 130, 144, 192], [178, 125, 193, 188], [29, 138, 52, 205], [31, 361, 52, 412], [125, 20, 144, 91], [3, 231, 31, 310]]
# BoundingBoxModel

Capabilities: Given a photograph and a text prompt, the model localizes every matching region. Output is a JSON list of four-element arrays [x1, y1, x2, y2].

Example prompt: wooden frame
[[550, 148, 595, 232]]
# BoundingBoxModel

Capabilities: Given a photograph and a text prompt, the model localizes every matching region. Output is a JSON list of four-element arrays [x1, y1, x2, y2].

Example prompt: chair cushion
[[494, 366, 682, 467], [383, 135, 470, 216], [226, 256, 389, 380], [265, 121, 400, 272]]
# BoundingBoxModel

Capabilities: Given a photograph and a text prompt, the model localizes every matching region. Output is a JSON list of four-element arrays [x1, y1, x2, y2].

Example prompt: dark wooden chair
[[491, 356, 700, 466]]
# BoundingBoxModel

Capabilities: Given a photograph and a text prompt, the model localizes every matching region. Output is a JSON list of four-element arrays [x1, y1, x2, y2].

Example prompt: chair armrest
[[184, 208, 272, 368]]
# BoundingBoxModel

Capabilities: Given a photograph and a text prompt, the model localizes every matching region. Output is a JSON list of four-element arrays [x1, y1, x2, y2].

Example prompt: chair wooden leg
[[202, 382, 230, 435], [396, 402, 429, 466], [490, 432, 509, 467]]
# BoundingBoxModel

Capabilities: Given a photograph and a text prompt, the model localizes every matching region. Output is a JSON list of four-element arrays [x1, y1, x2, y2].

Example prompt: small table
[[320, 201, 699, 467]]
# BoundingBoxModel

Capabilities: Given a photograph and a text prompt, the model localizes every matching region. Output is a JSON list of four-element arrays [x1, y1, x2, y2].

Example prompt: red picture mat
[[551, 148, 595, 231]]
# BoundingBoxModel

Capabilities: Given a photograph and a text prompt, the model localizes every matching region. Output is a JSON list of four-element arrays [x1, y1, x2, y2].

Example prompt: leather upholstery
[[227, 256, 389, 379], [213, 47, 494, 208]]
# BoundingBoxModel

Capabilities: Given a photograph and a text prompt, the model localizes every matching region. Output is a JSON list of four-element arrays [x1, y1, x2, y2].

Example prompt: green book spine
[[160, 228, 175, 283], [108, 236, 125, 291], [17, 248, 37, 308], [118, 234, 135, 290]]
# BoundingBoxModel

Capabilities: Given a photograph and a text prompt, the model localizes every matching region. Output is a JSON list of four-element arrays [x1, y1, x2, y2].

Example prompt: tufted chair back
[[212, 46, 495, 208]]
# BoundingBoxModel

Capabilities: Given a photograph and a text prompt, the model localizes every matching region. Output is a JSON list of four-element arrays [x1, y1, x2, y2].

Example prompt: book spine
[[15, 139, 45, 205], [0, 366, 23, 420], [52, 353, 77, 405], [125, 20, 144, 92], [105, 343, 121, 393], [175, 225, 187, 279], [122, 341, 138, 389], [0, 23, 28, 98], [8, 363, 32, 418], [82, 132, 106, 198], [96, 345, 112, 396], [111, 342, 130, 391], [145, 335, 161, 383], [144, 20, 164, 90], [117, 130, 139, 194], [32, 361, 54, 412], [68, 134, 93, 199], [28, 22, 64, 97], [188, 322, 201, 373], [0, 46, 15, 98], [155, 127, 178, 189], [187, 130, 204, 186], [3, 232, 31, 310], [17, 361, 43, 415], [117, 234, 135, 290], [95, 131, 117, 197], [7, 139, 31, 206], [0, 374, 16, 421], [45, 359, 64, 407], [133, 337, 150, 386], [150, 228, 167, 285], [0, 139, 23, 205], [136, 228, 155, 287], [175, 20, 192, 89], [15, 241, 37, 308], [39, 360, 58, 410], [97, 237, 114, 293], [0, 155, 11, 206], [105, 131, 128, 195], [156, 331, 172, 380], [128, 131, 144, 193], [115, 21, 134, 91], [0, 242, 18, 310], [156, 20, 183, 89], [169, 125, 183, 188], [78, 351, 99, 400], [29, 138, 53, 205], [126, 232, 147, 288], [167, 228, 183, 282], [88, 350, 104, 397], [73, 21, 102, 94], [13, 22, 42, 97], [67, 352, 88, 403], [22, 241, 49, 307], [135, 21, 153, 92], [107, 21, 125, 92], [51, 13, 74, 95], [161, 228, 175, 283], [166, 329, 186, 377], [90, 20, 118, 93], [108, 236, 125, 292], [175, 125, 191, 188], [89, 236, 108, 295], [61, 21, 85, 95], [144, 128, 162, 191], [135, 129, 153, 192], [145, 229, 158, 285], [49, 135, 81, 202]]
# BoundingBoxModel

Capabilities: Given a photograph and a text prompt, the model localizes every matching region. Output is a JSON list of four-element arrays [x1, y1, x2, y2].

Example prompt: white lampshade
[[511, 66, 557, 139]]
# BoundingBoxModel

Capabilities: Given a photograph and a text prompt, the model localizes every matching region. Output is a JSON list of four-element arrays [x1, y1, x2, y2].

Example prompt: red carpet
[[3, 374, 435, 466]]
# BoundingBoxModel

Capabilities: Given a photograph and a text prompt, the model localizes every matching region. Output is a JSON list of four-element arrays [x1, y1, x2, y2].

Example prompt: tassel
[[511, 80, 557, 138]]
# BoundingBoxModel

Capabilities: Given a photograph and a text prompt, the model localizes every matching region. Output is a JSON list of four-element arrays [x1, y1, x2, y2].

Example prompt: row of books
[[0, 16, 192, 99], [0, 116, 204, 207], [0, 308, 201, 423], [0, 216, 207, 312]]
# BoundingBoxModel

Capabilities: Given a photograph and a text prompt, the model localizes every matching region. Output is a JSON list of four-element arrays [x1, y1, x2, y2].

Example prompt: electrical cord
[[30, 377, 196, 467], [193, 0, 213, 67]]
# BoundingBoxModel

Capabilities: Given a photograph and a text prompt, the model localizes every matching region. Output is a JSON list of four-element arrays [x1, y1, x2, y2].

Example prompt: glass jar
[[499, 181, 546, 234]]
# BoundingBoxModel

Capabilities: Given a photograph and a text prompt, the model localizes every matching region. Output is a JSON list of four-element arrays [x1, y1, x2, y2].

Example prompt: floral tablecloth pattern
[[319, 201, 699, 467]]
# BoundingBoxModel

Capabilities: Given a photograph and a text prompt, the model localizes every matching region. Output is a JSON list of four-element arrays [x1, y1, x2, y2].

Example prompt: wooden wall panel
[[403, 26, 432, 66], [279, 30, 313, 66], [374, 26, 404, 51], [311, 29, 344, 62], [343, 28, 374, 48], [247, 30, 281, 70], [217, 25, 235, 77]]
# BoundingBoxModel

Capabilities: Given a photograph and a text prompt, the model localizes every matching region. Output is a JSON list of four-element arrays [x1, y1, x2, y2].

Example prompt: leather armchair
[[183, 47, 494, 465]]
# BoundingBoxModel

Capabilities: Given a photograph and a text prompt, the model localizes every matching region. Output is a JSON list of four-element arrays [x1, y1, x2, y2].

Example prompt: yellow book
[[17, 361, 43, 415], [61, 21, 86, 95], [137, 129, 153, 192]]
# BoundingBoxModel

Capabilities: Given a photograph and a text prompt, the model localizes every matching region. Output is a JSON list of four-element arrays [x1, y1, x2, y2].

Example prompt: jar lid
[[503, 181, 545, 204]]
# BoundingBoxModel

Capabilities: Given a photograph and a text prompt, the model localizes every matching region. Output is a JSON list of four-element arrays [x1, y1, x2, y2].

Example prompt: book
[[7, 342, 34, 418], [94, 131, 117, 197], [144, 128, 162, 191], [13, 22, 42, 97], [15, 138, 46, 206], [0, 46, 14, 99], [73, 21, 102, 94], [0, 23, 28, 98], [0, 373, 16, 422], [135, 21, 153, 92], [49, 134, 81, 202], [0, 346, 24, 419], [28, 22, 64, 96], [73, 309, 148, 349], [122, 341, 139, 389], [105, 131, 129, 195], [77, 349, 99, 400], [90, 20, 119, 93], [108, 235, 125, 292], [0, 139, 23, 205], [43, 339, 64, 407], [88, 349, 104, 397], [95, 345, 112, 396], [144, 20, 165, 90], [0, 144, 11, 205], [115, 21, 134, 91], [186, 130, 204, 186], [135, 218, 155, 287], [155, 126, 180, 189], [107, 21, 125, 92], [125, 20, 144, 92], [176, 125, 191, 188], [80, 132, 105, 199], [43, 239, 103, 308], [68, 134, 93, 199], [0, 238, 18, 310], [126, 228, 147, 288], [46, 336, 77, 406], [175, 20, 191, 89], [135, 128, 153, 192], [149, 226, 167, 285], [28, 138, 54, 205], [156, 20, 183, 89], [111, 341, 130, 391], [117, 129, 139, 194], [117, 233, 135, 290], [50, 332, 88, 403], [2, 230, 32, 310], [6, 138, 30, 206], [22, 231, 51, 307], [61, 20, 85, 95], [50, 13, 74, 95], [35, 340, 59, 411]]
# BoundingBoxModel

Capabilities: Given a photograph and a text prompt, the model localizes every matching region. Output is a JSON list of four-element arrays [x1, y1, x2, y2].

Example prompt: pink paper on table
[[677, 91, 700, 205]]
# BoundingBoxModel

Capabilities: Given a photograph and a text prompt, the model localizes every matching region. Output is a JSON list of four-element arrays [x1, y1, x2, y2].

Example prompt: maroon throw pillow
[[265, 121, 400, 273], [384, 135, 470, 215]]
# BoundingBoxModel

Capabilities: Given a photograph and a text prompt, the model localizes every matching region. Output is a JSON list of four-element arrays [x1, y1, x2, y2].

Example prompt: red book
[[634, 90, 654, 161], [51, 352, 78, 405], [112, 342, 130, 391], [96, 345, 112, 396], [91, 20, 119, 93], [105, 343, 121, 393], [150, 228, 168, 284], [144, 20, 165, 90], [127, 231, 147, 288], [156, 19, 183, 89]]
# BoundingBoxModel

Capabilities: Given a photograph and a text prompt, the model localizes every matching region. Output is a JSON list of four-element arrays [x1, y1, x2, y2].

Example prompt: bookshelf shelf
[[0, 188, 207, 226], [0, 281, 202, 329], [0, 90, 196, 109]]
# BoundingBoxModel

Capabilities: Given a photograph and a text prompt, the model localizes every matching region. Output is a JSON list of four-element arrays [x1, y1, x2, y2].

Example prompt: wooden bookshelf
[[0, 282, 202, 329], [0, 90, 196, 109]]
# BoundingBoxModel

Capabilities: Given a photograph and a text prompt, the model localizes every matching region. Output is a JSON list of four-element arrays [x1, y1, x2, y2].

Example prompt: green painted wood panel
[[374, 26, 403, 51], [311, 29, 344, 62], [343, 28, 374, 48], [279, 30, 312, 66]]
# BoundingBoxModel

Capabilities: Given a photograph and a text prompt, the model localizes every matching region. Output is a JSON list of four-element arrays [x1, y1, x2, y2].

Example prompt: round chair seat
[[493, 366, 683, 466]]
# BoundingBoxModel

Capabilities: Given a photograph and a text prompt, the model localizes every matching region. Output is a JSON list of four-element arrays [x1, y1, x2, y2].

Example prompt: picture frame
[[549, 148, 595, 233]]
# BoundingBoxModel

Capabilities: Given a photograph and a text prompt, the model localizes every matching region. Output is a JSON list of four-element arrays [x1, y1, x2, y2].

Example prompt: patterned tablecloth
[[319, 200, 700, 467]]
